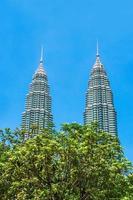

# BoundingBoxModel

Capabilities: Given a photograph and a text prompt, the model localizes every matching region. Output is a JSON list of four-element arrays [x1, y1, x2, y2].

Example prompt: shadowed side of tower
[[22, 48, 53, 132], [84, 44, 117, 135]]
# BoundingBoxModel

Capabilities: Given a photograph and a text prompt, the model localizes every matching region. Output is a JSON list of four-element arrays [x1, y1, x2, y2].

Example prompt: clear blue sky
[[0, 0, 133, 161]]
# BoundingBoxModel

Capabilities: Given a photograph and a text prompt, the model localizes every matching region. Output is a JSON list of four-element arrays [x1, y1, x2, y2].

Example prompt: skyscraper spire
[[96, 40, 99, 57], [35, 46, 45, 75], [40, 45, 43, 63], [94, 40, 101, 67]]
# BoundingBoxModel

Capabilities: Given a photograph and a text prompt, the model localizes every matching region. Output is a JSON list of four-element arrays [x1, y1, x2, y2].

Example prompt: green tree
[[0, 123, 132, 199]]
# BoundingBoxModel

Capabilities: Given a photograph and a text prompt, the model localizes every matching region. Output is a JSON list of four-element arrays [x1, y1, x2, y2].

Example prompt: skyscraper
[[84, 44, 117, 135], [22, 48, 53, 132]]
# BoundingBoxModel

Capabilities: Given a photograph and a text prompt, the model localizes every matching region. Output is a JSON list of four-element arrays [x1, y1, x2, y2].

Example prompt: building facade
[[84, 45, 117, 135], [22, 49, 53, 131]]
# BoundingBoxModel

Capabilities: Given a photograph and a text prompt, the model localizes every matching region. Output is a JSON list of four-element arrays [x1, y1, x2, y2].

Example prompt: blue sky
[[0, 0, 133, 161]]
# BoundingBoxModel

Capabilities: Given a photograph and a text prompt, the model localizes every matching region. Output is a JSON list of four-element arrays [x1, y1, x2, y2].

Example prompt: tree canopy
[[0, 123, 132, 200]]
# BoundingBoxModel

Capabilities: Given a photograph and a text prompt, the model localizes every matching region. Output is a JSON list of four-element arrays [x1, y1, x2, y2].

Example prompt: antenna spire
[[94, 40, 102, 67], [96, 40, 99, 57], [40, 45, 43, 63]]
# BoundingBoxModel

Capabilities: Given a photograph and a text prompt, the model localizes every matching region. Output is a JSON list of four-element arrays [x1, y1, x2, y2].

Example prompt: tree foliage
[[0, 123, 132, 199]]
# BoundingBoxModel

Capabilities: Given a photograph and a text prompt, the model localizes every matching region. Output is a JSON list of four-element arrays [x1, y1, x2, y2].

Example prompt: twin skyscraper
[[22, 45, 117, 135], [22, 48, 53, 131]]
